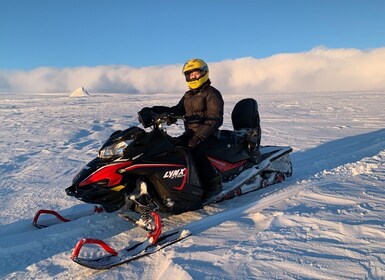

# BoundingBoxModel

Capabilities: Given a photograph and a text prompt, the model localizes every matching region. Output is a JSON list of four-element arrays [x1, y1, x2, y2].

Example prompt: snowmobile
[[60, 98, 293, 269], [65, 98, 292, 219]]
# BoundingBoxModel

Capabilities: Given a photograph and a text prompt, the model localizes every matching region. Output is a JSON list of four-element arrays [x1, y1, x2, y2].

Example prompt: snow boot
[[205, 175, 223, 198]]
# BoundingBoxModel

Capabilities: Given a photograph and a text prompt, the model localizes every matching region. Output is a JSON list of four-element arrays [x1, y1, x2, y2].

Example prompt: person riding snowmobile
[[138, 58, 224, 197]]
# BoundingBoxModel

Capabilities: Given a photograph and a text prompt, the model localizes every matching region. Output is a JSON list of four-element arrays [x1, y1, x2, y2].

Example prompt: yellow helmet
[[182, 58, 209, 89]]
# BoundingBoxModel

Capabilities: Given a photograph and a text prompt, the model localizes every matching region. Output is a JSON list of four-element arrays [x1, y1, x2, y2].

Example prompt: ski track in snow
[[0, 91, 384, 279]]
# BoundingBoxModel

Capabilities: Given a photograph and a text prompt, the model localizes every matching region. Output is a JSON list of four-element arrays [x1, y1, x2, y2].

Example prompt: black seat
[[231, 98, 260, 130], [230, 98, 261, 150], [207, 98, 261, 163]]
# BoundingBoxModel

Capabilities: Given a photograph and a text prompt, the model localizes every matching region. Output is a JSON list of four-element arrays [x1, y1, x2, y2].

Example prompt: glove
[[138, 107, 153, 115], [138, 107, 155, 128], [188, 135, 202, 148]]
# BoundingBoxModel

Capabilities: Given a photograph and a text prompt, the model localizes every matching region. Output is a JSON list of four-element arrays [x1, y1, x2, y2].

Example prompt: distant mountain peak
[[70, 87, 90, 97]]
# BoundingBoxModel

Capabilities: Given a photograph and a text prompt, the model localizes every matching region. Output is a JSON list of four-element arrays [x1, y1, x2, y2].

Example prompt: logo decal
[[163, 168, 186, 179]]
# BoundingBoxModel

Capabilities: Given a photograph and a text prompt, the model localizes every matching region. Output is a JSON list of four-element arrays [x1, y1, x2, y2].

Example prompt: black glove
[[138, 107, 153, 115], [138, 107, 155, 128], [188, 135, 202, 148]]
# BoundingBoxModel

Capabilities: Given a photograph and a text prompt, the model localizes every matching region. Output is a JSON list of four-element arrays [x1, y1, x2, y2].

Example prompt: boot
[[205, 175, 223, 198]]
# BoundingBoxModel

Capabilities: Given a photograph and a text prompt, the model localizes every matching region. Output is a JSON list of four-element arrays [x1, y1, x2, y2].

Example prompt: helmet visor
[[184, 69, 207, 82]]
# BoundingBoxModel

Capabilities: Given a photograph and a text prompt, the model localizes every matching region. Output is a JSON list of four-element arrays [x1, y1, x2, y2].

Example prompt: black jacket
[[152, 80, 224, 142]]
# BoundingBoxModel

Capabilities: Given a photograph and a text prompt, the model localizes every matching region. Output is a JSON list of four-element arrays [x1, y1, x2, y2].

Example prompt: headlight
[[99, 140, 133, 159]]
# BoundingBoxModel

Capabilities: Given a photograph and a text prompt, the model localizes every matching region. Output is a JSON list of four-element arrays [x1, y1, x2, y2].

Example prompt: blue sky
[[1, 0, 385, 70]]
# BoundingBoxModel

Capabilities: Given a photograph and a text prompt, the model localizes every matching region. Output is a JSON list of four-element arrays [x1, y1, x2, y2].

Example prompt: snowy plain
[[0, 91, 384, 279]]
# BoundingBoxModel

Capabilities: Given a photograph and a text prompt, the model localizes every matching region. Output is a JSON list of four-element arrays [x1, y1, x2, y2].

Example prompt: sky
[[1, 0, 385, 94]]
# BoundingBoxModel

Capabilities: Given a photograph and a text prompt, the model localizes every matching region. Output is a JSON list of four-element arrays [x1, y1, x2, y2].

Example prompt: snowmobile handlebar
[[153, 112, 184, 127], [138, 108, 184, 129]]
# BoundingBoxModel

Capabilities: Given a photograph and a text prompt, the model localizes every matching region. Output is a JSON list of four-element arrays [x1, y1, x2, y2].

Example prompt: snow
[[0, 91, 385, 279]]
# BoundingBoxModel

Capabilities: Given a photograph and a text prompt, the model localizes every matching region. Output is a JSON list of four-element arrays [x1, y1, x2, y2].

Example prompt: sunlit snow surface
[[0, 91, 384, 279]]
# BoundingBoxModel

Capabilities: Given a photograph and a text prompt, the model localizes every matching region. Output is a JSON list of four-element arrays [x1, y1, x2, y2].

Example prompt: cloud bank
[[1, 47, 385, 94]]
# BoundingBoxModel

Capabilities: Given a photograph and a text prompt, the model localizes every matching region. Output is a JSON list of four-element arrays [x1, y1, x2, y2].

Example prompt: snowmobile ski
[[32, 205, 104, 229], [71, 228, 191, 270]]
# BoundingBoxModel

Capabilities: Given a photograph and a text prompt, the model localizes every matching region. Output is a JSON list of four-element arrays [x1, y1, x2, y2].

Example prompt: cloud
[[1, 47, 385, 94]]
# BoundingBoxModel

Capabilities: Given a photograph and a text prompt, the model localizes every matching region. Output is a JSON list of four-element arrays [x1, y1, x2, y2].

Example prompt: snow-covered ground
[[0, 91, 384, 279]]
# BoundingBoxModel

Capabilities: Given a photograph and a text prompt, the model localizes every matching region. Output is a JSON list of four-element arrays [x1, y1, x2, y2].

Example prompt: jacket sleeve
[[195, 88, 224, 140]]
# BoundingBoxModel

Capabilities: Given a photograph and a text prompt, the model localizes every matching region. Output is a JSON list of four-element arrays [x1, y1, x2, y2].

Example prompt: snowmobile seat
[[231, 98, 261, 150], [218, 98, 261, 149], [206, 99, 261, 163], [231, 98, 260, 130]]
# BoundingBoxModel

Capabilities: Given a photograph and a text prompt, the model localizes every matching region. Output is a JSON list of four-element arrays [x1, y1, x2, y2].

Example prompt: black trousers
[[174, 133, 219, 186], [189, 135, 219, 186]]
